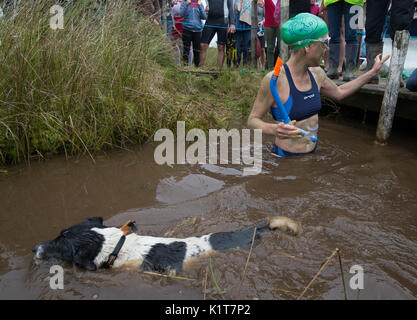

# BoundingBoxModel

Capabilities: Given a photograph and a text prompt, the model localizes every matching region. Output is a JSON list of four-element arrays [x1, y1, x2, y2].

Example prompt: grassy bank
[[0, 0, 263, 165]]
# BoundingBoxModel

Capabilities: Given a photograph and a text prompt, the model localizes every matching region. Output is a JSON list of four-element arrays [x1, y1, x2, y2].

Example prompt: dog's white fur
[[92, 227, 214, 269], [92, 216, 301, 270]]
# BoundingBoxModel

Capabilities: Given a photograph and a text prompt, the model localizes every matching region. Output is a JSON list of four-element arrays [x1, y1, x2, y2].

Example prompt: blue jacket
[[180, 2, 207, 32]]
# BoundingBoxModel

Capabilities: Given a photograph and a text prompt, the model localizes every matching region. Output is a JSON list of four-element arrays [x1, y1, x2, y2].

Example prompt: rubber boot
[[343, 43, 359, 81], [327, 43, 340, 80], [366, 42, 383, 84]]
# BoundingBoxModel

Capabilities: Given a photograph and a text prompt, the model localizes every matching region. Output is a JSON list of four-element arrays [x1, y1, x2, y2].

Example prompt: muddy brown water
[[0, 118, 417, 300]]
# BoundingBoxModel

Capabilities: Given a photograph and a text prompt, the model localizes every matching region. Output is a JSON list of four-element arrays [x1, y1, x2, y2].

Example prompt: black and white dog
[[32, 216, 301, 273]]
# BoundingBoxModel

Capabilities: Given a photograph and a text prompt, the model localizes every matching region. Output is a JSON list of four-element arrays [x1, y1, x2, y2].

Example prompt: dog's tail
[[208, 216, 301, 252]]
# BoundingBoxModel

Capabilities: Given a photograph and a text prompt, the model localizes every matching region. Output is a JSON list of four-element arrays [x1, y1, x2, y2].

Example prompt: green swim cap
[[281, 13, 329, 50]]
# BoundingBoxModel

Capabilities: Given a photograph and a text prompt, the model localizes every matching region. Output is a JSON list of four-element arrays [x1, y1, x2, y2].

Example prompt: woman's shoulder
[[263, 68, 288, 81], [309, 66, 327, 88]]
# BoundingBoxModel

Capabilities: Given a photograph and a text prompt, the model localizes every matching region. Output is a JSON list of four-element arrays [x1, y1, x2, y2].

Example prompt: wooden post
[[280, 0, 289, 62], [375, 30, 410, 145], [251, 0, 258, 68]]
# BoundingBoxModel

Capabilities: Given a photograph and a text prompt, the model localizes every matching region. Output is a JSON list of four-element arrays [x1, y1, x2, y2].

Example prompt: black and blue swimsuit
[[270, 64, 321, 157]]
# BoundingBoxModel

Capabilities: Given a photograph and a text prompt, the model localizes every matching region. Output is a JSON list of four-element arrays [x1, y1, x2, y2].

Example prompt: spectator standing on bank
[[199, 0, 236, 69], [318, 2, 345, 77], [325, 0, 363, 81], [180, 0, 207, 67], [365, 0, 415, 83], [259, 0, 279, 70], [235, 0, 252, 66]]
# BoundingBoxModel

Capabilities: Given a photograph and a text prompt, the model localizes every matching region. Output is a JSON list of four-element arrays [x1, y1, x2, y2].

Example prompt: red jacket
[[263, 0, 279, 28]]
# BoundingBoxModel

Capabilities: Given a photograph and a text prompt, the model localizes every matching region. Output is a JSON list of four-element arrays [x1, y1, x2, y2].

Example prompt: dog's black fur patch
[[209, 221, 270, 251], [32, 217, 106, 271], [140, 241, 187, 273]]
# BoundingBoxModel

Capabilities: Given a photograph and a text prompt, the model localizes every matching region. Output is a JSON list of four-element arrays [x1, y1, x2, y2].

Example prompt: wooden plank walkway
[[330, 79, 417, 121]]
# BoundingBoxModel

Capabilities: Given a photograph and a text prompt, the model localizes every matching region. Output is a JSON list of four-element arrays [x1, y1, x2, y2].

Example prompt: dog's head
[[32, 217, 106, 271]]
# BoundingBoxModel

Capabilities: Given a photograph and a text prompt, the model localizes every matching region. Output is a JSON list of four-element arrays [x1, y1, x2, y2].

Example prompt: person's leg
[[182, 29, 192, 66], [199, 43, 209, 67], [264, 27, 276, 70], [260, 48, 266, 69], [217, 45, 226, 69], [225, 32, 232, 68], [216, 26, 228, 69], [327, 2, 343, 43], [327, 2, 343, 79], [242, 29, 251, 66], [258, 35, 266, 70], [172, 42, 181, 66], [343, 2, 360, 81], [188, 44, 194, 66], [365, 0, 390, 44], [199, 26, 215, 67], [177, 37, 184, 64], [338, 17, 345, 74], [192, 31, 201, 67], [236, 31, 243, 66], [232, 33, 238, 67], [390, 0, 415, 41], [411, 21, 417, 37], [365, 0, 390, 82]]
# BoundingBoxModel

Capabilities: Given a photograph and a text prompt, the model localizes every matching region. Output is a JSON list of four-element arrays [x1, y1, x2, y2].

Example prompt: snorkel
[[270, 57, 318, 143]]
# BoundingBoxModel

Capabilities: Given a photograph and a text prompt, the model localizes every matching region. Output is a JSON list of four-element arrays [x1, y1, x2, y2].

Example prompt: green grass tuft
[[0, 0, 263, 165]]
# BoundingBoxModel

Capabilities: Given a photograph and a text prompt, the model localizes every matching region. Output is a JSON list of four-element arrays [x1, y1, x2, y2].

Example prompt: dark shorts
[[201, 24, 228, 46]]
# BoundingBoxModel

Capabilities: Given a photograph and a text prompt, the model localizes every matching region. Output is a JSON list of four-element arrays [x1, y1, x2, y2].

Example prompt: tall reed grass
[[0, 0, 261, 165]]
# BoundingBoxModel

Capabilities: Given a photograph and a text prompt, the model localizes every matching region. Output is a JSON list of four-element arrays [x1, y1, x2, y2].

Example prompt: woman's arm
[[320, 54, 390, 101], [248, 73, 300, 139]]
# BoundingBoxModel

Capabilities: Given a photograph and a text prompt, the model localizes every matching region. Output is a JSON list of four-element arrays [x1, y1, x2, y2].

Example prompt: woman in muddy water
[[248, 13, 390, 157]]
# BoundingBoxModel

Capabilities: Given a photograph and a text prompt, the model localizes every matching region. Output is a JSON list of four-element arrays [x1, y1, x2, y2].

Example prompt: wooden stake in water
[[297, 248, 338, 300], [336, 249, 347, 300], [375, 30, 410, 145], [297, 248, 348, 300]]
